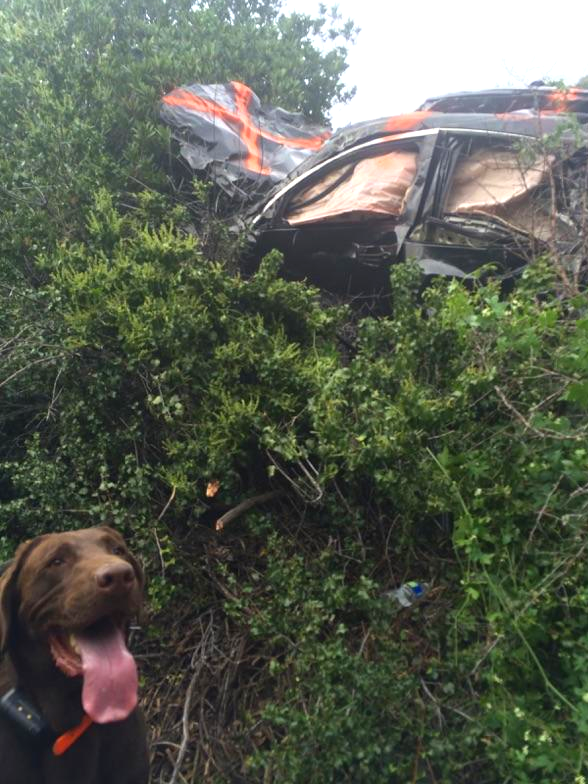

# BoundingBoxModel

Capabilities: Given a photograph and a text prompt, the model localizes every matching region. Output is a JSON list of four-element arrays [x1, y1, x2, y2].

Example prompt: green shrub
[[0, 191, 340, 548], [3, 186, 588, 780], [211, 262, 588, 782]]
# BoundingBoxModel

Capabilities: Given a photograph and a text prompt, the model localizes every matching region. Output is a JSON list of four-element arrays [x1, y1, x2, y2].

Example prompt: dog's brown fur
[[0, 527, 148, 784]]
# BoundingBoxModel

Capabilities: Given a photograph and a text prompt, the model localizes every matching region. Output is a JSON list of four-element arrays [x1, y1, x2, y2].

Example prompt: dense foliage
[[219, 260, 588, 783], [1, 0, 588, 781], [4, 190, 588, 781]]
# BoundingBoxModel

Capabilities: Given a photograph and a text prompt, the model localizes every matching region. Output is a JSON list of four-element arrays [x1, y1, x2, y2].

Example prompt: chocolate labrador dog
[[0, 526, 148, 784]]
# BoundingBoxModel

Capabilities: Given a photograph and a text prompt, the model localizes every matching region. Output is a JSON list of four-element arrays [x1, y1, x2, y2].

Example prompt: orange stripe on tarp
[[259, 126, 330, 150], [162, 89, 243, 130], [232, 81, 271, 176], [231, 82, 330, 151], [384, 111, 433, 133], [162, 82, 330, 175]]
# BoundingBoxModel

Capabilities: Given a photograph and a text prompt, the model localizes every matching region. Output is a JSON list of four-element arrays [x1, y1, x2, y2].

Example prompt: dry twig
[[215, 490, 284, 532]]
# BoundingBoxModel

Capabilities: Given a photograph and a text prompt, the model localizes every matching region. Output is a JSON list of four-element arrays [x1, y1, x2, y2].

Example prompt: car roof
[[295, 87, 588, 177], [418, 86, 588, 115]]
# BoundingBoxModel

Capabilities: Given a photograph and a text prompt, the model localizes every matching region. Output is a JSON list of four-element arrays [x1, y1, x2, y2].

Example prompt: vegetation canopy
[[1, 0, 588, 781]]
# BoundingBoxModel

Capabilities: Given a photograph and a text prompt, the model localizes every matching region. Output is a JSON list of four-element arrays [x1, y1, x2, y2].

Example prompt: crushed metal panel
[[419, 87, 588, 117], [160, 81, 331, 199]]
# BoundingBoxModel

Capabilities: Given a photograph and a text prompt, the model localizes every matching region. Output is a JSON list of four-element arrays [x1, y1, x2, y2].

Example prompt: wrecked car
[[161, 84, 588, 294]]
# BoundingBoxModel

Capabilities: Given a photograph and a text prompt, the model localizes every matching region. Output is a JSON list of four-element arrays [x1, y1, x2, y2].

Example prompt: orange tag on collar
[[52, 713, 93, 756]]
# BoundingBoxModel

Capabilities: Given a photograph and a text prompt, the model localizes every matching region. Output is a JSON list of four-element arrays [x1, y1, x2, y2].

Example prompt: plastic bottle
[[387, 581, 429, 608]]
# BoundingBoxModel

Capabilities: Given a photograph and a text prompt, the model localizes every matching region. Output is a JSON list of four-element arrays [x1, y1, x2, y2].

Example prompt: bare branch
[[215, 490, 284, 532]]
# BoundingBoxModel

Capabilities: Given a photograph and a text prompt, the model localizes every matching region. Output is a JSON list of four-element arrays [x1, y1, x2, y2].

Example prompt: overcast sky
[[284, 0, 588, 129]]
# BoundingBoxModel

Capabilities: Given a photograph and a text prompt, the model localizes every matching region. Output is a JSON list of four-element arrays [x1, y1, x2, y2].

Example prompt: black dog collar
[[0, 687, 54, 746], [0, 687, 94, 755]]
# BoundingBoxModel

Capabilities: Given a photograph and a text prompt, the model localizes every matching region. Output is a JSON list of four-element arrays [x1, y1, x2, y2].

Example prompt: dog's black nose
[[95, 562, 135, 593]]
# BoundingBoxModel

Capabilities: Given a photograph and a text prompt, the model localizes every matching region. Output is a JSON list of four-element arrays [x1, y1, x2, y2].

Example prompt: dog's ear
[[0, 538, 45, 653]]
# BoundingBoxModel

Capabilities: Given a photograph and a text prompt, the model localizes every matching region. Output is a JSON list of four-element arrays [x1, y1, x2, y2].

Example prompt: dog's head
[[0, 526, 144, 724]]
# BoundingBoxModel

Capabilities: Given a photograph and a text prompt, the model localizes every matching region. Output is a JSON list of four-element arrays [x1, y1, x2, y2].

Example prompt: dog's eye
[[111, 545, 126, 556], [48, 557, 64, 568]]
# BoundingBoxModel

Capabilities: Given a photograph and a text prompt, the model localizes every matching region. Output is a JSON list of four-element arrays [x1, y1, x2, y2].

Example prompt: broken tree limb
[[215, 490, 284, 532]]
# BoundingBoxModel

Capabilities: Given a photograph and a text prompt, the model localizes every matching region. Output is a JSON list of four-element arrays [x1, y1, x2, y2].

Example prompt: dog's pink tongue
[[75, 622, 138, 724]]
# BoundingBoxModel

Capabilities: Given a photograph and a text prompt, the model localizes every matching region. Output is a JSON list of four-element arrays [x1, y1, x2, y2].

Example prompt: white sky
[[283, 0, 588, 129]]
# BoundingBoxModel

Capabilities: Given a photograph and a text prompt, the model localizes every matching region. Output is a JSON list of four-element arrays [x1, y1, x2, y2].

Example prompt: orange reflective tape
[[164, 87, 268, 173], [259, 126, 330, 150], [231, 81, 271, 175], [162, 89, 238, 125], [385, 111, 433, 133], [548, 92, 565, 112], [546, 90, 578, 113], [52, 714, 93, 756]]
